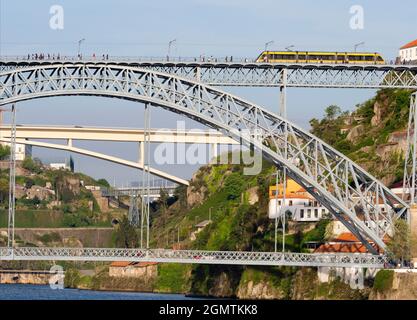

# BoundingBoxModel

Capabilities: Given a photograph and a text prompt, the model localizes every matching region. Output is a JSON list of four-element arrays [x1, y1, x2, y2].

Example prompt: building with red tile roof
[[399, 38, 417, 63]]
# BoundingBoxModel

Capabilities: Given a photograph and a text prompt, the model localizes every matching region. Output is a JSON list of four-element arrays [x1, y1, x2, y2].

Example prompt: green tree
[[387, 219, 413, 265], [22, 157, 42, 174], [0, 144, 10, 160], [325, 105, 341, 120], [97, 178, 110, 188], [113, 216, 139, 248], [0, 177, 9, 202], [223, 173, 245, 200]]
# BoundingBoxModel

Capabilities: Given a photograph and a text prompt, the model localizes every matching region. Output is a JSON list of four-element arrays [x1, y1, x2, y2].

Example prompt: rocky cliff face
[[370, 271, 417, 300], [236, 280, 285, 299]]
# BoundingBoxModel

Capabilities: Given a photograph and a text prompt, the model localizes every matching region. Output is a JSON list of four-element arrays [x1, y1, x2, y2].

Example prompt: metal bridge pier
[[403, 92, 417, 211], [140, 103, 151, 249], [7, 104, 16, 248]]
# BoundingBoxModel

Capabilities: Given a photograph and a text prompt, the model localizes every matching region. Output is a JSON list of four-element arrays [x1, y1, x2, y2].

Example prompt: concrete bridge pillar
[[139, 142, 144, 167], [410, 204, 417, 267], [210, 143, 218, 160]]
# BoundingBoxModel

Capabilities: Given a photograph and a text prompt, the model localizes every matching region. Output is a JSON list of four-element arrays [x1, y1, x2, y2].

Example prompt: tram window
[[348, 55, 360, 61], [337, 55, 345, 61], [298, 55, 306, 60]]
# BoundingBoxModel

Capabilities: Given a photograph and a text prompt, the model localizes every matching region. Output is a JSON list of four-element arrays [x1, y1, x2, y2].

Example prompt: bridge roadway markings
[[1, 59, 416, 89], [0, 247, 386, 268]]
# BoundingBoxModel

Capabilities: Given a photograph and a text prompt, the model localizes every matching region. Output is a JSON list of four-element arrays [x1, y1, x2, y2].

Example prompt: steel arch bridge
[[0, 63, 408, 254]]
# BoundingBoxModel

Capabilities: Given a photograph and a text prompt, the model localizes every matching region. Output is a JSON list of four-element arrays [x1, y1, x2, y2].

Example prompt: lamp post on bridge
[[77, 38, 85, 59], [354, 42, 365, 52], [167, 39, 177, 61]]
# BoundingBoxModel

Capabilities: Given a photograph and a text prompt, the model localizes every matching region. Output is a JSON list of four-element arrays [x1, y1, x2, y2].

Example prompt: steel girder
[[0, 60, 416, 89], [0, 64, 408, 252], [0, 247, 385, 268]]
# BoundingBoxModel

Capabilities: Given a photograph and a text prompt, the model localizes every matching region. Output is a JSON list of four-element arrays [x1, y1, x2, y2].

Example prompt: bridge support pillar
[[139, 142, 144, 167], [210, 143, 218, 161], [410, 204, 417, 267]]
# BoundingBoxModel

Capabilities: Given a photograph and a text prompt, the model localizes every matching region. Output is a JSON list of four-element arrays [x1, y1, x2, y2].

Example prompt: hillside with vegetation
[[310, 89, 413, 185], [0, 155, 124, 247]]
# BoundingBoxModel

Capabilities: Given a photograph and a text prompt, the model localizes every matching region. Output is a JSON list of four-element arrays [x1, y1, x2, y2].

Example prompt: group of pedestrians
[[27, 53, 61, 60], [25, 53, 110, 61]]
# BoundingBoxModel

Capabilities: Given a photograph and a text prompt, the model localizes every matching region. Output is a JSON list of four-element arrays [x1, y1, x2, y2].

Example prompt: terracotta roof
[[110, 261, 158, 268], [400, 39, 417, 50], [332, 233, 360, 242]]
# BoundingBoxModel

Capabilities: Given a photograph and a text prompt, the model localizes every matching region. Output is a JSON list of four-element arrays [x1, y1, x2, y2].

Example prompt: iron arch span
[[0, 64, 408, 253]]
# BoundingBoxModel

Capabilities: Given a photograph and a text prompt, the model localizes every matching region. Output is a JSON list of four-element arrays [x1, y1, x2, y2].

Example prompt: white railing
[[0, 247, 386, 268]]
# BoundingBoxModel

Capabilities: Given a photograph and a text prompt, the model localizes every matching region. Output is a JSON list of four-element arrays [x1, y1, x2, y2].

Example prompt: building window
[[289, 200, 293, 206], [314, 209, 318, 218], [307, 209, 311, 218], [300, 209, 304, 218]]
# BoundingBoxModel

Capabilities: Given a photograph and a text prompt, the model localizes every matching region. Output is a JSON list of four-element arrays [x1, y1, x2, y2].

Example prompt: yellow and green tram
[[255, 51, 385, 64]]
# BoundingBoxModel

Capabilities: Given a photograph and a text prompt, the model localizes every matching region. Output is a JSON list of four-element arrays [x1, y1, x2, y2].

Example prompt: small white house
[[399, 38, 417, 63], [268, 196, 330, 222]]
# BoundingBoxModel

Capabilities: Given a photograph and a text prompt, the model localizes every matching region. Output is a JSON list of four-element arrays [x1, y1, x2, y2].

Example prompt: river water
[[0, 284, 198, 300]]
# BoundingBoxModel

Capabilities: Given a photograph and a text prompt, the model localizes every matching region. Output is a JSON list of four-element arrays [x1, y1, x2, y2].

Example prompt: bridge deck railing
[[1, 55, 414, 66], [0, 247, 386, 268]]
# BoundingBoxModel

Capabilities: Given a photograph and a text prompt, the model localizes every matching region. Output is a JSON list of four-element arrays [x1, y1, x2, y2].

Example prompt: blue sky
[[1, 0, 416, 185]]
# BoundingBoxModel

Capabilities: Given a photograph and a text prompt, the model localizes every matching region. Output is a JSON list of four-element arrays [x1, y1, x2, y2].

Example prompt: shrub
[[64, 268, 81, 288], [373, 270, 394, 292]]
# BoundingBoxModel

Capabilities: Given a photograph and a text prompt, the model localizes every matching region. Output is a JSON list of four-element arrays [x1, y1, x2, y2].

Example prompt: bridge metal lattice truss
[[0, 247, 386, 268], [403, 92, 417, 205], [0, 63, 408, 254], [101, 186, 177, 197], [0, 60, 416, 89]]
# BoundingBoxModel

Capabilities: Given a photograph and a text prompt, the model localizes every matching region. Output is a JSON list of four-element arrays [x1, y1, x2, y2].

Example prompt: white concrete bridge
[[0, 125, 238, 186]]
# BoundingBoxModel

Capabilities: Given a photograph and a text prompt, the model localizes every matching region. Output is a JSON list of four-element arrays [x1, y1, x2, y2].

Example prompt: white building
[[48, 156, 74, 171], [268, 196, 330, 222], [399, 38, 417, 63], [0, 142, 32, 161]]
